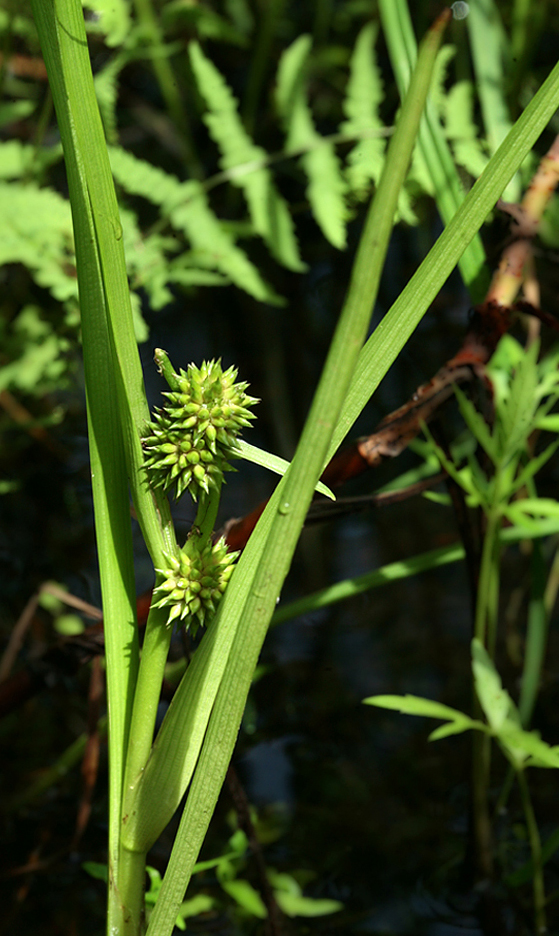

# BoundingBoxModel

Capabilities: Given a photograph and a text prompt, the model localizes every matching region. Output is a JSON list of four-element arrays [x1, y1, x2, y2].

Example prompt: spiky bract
[[153, 537, 238, 632], [142, 359, 258, 501]]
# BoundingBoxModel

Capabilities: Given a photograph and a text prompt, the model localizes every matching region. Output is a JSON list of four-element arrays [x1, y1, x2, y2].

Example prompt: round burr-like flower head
[[142, 359, 258, 501], [152, 537, 239, 633]]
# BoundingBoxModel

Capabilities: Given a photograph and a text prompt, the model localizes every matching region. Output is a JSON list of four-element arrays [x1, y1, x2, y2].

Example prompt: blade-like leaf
[[471, 638, 520, 732], [454, 384, 498, 463], [231, 439, 335, 499], [364, 694, 469, 722]]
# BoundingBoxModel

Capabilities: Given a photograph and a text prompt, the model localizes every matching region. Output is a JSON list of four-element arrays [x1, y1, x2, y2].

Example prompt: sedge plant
[[29, 0, 559, 933]]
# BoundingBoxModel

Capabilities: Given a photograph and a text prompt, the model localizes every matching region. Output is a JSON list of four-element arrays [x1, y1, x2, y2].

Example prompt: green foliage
[[1, 1, 521, 414], [0, 305, 72, 394], [82, 0, 131, 47], [7, 2, 559, 934], [189, 40, 306, 271], [365, 638, 559, 771], [341, 22, 385, 199], [276, 35, 348, 248], [108, 145, 283, 304], [423, 337, 559, 528], [0, 180, 75, 301]]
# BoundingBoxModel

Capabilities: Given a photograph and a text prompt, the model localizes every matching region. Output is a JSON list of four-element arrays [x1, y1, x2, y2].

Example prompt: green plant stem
[[517, 769, 547, 934], [118, 847, 147, 936], [474, 507, 502, 651], [242, 0, 285, 135], [519, 539, 547, 727], [472, 728, 493, 878], [543, 541, 559, 617], [121, 485, 222, 835], [472, 500, 502, 880]]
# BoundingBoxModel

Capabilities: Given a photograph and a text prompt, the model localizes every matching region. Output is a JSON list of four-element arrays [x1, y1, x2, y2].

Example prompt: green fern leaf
[[428, 44, 456, 116], [95, 55, 124, 144], [276, 35, 348, 250], [108, 146, 283, 304], [82, 0, 131, 47], [168, 181, 283, 304], [340, 22, 386, 199], [0, 141, 62, 179], [0, 305, 72, 394], [0, 182, 76, 301], [188, 41, 305, 272], [443, 81, 489, 178]]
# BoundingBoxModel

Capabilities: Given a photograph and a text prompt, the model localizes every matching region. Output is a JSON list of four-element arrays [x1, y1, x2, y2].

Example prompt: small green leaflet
[[363, 693, 484, 741], [231, 440, 335, 500]]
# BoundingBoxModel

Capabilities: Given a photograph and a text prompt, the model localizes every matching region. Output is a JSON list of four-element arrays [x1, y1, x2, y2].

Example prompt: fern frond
[[0, 182, 76, 301], [95, 54, 125, 144], [428, 44, 456, 116], [443, 81, 489, 178], [82, 0, 131, 47], [276, 35, 348, 250], [108, 146, 283, 304], [0, 141, 62, 179], [0, 305, 72, 394], [188, 41, 305, 272], [340, 22, 386, 199]]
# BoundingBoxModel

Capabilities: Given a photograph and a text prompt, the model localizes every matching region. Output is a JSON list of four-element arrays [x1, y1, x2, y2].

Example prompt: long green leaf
[[29, 1, 140, 929], [466, 0, 520, 201], [232, 439, 334, 499], [272, 542, 465, 625]]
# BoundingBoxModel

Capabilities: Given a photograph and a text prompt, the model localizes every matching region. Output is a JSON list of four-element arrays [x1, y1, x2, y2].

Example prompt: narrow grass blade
[[272, 542, 465, 625], [30, 0, 140, 924]]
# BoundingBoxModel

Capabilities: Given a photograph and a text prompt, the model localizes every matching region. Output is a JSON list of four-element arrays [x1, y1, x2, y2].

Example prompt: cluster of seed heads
[[142, 359, 258, 501], [153, 537, 239, 631]]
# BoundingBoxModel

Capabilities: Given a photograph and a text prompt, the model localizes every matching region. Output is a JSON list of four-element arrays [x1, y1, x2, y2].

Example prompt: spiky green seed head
[[152, 537, 238, 633], [142, 359, 258, 501]]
